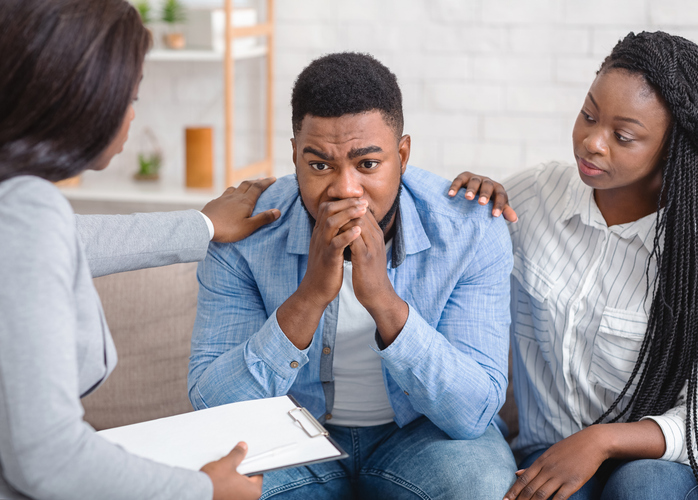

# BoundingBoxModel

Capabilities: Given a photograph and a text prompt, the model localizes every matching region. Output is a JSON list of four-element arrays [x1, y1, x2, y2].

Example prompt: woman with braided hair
[[449, 31, 698, 499]]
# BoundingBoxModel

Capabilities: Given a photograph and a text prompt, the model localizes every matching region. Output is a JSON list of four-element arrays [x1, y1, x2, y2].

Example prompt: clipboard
[[97, 395, 347, 475]]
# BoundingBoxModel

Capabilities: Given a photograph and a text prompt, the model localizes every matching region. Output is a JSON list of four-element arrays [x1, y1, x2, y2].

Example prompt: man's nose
[[327, 168, 364, 199]]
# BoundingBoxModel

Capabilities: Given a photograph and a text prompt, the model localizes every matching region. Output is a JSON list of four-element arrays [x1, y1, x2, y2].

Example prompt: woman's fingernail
[[465, 192, 474, 199], [479, 196, 487, 204], [448, 189, 455, 196], [493, 209, 501, 217]]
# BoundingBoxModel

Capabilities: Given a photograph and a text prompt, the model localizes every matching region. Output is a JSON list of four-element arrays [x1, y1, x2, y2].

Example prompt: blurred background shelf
[[146, 44, 267, 62], [59, 177, 217, 213]]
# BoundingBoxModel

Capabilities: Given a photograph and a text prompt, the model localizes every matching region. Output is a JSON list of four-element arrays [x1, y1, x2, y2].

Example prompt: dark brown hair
[[0, 0, 151, 182]]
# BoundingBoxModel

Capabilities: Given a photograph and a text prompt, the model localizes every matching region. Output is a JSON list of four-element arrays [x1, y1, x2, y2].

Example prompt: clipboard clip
[[288, 407, 329, 438]]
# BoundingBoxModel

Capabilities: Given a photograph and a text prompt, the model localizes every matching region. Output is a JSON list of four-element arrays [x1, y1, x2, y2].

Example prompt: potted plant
[[134, 0, 152, 24], [161, 0, 187, 50], [134, 128, 163, 181]]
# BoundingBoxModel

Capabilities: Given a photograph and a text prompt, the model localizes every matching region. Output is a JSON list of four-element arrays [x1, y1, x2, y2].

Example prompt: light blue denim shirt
[[188, 166, 513, 440]]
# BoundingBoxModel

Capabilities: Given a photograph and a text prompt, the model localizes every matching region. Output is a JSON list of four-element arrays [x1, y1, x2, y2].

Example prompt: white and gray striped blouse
[[505, 161, 690, 464]]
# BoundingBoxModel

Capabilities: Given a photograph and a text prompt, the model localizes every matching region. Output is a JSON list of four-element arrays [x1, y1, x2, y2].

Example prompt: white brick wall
[[114, 0, 698, 187]]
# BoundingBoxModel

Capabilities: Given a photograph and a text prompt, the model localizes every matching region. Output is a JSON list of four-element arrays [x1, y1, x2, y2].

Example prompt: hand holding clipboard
[[98, 396, 347, 476]]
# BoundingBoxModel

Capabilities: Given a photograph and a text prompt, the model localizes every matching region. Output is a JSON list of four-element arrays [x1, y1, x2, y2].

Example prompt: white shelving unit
[[60, 0, 275, 212], [60, 178, 216, 207], [146, 45, 267, 62]]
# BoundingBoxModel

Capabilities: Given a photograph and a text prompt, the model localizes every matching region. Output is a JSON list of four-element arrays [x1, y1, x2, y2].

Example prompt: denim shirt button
[[322, 347, 331, 355], [325, 413, 332, 420], [290, 361, 299, 368]]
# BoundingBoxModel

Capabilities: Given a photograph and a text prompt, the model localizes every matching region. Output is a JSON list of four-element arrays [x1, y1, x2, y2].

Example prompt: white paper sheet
[[98, 396, 343, 475]]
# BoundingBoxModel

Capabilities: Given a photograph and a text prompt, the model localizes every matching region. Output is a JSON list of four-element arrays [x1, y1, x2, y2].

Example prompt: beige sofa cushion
[[82, 263, 199, 430]]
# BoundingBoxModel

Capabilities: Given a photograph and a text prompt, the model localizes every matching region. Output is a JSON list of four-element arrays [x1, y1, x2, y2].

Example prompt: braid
[[591, 31, 698, 482]]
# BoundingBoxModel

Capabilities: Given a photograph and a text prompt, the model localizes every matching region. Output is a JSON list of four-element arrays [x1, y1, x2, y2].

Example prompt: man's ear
[[398, 134, 411, 175], [291, 138, 297, 168]]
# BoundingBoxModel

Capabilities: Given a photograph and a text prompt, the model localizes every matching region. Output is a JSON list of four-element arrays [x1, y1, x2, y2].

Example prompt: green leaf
[[161, 0, 187, 24]]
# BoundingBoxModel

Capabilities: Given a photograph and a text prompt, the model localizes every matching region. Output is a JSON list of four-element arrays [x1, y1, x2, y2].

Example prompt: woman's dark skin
[[447, 68, 672, 500]]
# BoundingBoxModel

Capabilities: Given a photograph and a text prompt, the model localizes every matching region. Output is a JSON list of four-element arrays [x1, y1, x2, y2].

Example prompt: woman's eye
[[581, 110, 595, 122], [310, 163, 329, 171], [361, 160, 379, 169], [615, 132, 633, 143]]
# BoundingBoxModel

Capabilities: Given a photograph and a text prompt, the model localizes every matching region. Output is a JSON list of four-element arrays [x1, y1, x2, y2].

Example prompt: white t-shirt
[[330, 253, 396, 427]]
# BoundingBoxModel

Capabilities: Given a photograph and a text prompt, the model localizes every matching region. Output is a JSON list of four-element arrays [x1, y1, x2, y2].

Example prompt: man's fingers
[[247, 209, 281, 231], [330, 225, 362, 251], [317, 198, 367, 220], [350, 226, 368, 254], [361, 208, 382, 233], [448, 172, 473, 196], [222, 442, 249, 468], [322, 205, 367, 239]]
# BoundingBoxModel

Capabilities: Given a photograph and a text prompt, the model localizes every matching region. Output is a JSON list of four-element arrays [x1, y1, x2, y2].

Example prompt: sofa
[[82, 262, 519, 441]]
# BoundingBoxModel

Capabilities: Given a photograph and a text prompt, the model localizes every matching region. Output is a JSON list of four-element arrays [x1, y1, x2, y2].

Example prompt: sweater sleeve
[[75, 210, 211, 278], [0, 178, 213, 500]]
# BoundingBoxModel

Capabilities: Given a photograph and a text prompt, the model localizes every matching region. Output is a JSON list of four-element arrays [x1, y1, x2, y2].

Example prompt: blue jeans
[[520, 449, 698, 500], [260, 416, 517, 500]]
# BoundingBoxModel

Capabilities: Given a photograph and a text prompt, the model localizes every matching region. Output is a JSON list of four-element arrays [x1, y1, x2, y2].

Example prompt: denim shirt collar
[[285, 184, 431, 267]]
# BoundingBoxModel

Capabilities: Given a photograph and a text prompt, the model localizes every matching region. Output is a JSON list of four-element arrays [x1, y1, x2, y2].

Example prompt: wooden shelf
[[146, 44, 267, 62]]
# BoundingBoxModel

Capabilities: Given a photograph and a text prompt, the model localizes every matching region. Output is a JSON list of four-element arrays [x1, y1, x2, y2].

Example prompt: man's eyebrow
[[303, 147, 333, 161], [348, 146, 383, 159]]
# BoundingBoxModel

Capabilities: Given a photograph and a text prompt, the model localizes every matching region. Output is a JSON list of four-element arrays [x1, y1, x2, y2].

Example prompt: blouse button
[[322, 347, 331, 355], [290, 361, 299, 368]]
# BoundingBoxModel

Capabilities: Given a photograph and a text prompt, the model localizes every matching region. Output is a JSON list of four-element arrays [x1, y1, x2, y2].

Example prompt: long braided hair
[[591, 31, 698, 480]]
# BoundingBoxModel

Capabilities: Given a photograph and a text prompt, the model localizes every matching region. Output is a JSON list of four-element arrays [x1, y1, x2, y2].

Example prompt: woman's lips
[[577, 157, 605, 177]]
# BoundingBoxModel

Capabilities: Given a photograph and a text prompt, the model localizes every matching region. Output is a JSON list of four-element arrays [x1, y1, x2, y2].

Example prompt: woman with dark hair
[[450, 31, 698, 499], [0, 1, 277, 499]]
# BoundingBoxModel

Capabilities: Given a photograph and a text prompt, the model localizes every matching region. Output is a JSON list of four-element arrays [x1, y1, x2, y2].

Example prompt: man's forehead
[[296, 111, 395, 142]]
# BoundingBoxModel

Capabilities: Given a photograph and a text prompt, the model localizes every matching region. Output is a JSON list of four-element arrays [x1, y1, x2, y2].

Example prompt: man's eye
[[310, 163, 329, 171], [361, 160, 379, 169]]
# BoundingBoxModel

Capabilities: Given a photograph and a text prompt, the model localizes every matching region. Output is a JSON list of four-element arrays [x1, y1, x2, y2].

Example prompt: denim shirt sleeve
[[188, 243, 310, 409], [377, 217, 513, 440]]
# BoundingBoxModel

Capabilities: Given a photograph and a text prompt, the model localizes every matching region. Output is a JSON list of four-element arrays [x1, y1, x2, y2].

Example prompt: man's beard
[[297, 181, 402, 260]]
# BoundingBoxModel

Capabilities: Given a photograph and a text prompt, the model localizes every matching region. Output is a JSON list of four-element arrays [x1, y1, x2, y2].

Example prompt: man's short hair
[[291, 52, 404, 137]]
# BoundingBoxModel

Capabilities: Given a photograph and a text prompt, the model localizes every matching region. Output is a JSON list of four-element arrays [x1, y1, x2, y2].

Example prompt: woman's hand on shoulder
[[448, 171, 518, 223], [503, 426, 609, 500], [202, 177, 281, 243], [201, 442, 263, 500]]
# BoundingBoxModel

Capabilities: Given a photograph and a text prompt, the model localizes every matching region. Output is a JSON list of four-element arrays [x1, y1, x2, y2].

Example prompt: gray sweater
[[0, 176, 214, 499]]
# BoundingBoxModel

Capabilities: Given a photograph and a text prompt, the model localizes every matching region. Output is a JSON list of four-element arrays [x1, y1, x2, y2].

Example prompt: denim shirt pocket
[[589, 306, 647, 395]]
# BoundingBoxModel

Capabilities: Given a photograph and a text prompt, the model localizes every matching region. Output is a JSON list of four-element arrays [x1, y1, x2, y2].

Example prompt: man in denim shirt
[[189, 53, 516, 499]]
